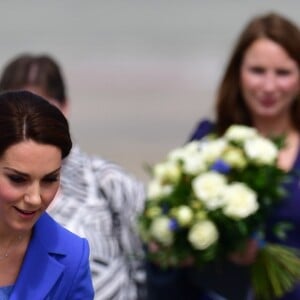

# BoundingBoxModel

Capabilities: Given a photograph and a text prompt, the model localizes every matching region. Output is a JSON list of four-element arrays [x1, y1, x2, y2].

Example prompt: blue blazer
[[10, 213, 94, 300]]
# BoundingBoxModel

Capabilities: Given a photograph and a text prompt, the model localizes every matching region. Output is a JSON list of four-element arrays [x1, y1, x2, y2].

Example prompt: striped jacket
[[48, 145, 146, 300]]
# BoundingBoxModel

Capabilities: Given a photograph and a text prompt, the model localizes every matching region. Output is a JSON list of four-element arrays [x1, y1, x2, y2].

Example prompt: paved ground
[[1, 1, 300, 181]]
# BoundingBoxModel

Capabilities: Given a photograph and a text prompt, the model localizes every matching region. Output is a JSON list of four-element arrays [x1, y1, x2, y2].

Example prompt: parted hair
[[215, 12, 300, 134], [0, 90, 72, 158]]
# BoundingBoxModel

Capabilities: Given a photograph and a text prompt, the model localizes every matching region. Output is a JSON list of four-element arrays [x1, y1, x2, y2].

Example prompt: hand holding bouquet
[[139, 125, 300, 300]]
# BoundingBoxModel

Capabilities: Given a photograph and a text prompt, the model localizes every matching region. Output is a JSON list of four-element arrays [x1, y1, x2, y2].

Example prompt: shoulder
[[61, 145, 145, 214], [90, 155, 145, 213], [67, 144, 140, 186], [91, 155, 144, 190], [35, 213, 89, 256], [33, 213, 94, 299], [188, 119, 215, 141], [62, 145, 144, 192]]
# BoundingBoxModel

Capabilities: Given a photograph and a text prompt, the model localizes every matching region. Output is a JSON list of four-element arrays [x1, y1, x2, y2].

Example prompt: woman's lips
[[14, 206, 37, 218], [260, 98, 276, 108]]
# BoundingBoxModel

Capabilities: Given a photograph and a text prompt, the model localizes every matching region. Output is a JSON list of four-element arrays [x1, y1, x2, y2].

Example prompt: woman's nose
[[24, 184, 41, 206], [262, 73, 276, 92]]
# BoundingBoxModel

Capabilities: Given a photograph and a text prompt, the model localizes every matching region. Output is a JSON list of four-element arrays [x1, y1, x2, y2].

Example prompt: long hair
[[215, 12, 300, 134]]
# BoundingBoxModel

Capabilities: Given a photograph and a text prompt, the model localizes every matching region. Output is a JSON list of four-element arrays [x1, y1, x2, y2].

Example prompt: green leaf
[[251, 244, 300, 300]]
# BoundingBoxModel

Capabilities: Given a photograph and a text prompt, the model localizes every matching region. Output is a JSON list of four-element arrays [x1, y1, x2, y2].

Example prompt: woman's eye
[[43, 176, 59, 183], [249, 66, 265, 74], [276, 69, 291, 76], [8, 175, 26, 184]]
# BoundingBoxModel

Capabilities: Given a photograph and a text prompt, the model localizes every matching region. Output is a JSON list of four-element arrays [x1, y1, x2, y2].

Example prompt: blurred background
[[1, 1, 300, 181]]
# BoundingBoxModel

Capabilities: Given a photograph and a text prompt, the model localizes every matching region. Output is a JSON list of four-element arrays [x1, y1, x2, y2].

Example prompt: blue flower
[[169, 218, 179, 231], [210, 159, 231, 174]]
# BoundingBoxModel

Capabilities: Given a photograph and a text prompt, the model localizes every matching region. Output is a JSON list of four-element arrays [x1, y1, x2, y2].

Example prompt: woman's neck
[[0, 229, 31, 287], [252, 116, 295, 137], [0, 228, 30, 247]]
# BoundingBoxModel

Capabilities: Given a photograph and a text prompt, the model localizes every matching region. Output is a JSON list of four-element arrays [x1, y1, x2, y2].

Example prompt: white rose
[[175, 205, 193, 227], [222, 147, 247, 169], [168, 141, 200, 162], [154, 161, 181, 183], [147, 180, 173, 200], [222, 182, 258, 219], [199, 139, 228, 165], [168, 147, 187, 162], [244, 136, 278, 165], [149, 216, 174, 246], [184, 141, 201, 153], [192, 172, 227, 210], [188, 220, 219, 250], [224, 125, 258, 142], [182, 152, 207, 175]]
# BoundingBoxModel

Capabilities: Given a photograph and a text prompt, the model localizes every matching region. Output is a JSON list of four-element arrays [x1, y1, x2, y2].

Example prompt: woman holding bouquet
[[147, 12, 300, 300]]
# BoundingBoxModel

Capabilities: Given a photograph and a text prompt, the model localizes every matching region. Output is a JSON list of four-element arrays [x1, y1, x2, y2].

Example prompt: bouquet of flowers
[[138, 125, 300, 300]]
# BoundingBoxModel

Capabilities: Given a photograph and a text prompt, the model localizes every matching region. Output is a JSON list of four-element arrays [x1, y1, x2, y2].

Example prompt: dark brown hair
[[0, 90, 72, 158], [0, 54, 67, 106], [216, 12, 300, 134]]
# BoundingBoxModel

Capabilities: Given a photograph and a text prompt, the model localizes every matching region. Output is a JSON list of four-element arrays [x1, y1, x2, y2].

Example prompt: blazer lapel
[[10, 215, 65, 300]]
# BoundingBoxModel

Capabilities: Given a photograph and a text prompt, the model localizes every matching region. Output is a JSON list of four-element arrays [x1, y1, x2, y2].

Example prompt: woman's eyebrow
[[3, 167, 29, 176], [44, 168, 61, 176], [3, 167, 61, 177]]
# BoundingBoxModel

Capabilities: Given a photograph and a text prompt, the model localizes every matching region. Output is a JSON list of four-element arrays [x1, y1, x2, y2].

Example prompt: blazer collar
[[10, 213, 66, 300]]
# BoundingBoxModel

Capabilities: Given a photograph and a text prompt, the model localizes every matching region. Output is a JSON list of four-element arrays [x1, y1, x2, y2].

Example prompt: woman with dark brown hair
[[0, 91, 94, 299], [148, 12, 300, 300], [213, 12, 300, 136], [0, 54, 146, 300]]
